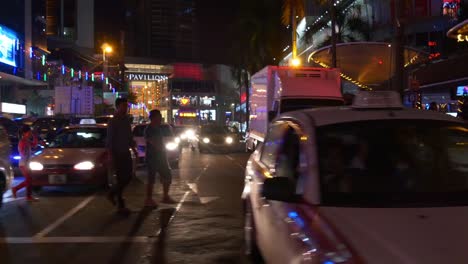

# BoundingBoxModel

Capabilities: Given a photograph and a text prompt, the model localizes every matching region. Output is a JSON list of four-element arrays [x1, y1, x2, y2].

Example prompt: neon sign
[[457, 34, 468, 42], [0, 25, 17, 67], [179, 112, 197, 117], [180, 98, 190, 106]]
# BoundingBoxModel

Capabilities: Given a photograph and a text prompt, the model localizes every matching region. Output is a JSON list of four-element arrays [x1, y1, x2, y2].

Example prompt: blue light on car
[[288, 211, 298, 218], [13, 155, 21, 160]]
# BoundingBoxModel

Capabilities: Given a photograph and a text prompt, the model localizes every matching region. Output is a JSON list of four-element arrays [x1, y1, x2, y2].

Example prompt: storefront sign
[[457, 34, 468, 42], [1, 102, 26, 114], [126, 73, 168, 81], [179, 112, 197, 117], [0, 25, 17, 67], [180, 98, 190, 106]]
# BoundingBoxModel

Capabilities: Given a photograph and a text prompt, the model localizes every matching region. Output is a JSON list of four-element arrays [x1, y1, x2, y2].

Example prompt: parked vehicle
[[0, 125, 15, 208], [246, 66, 344, 152], [243, 91, 468, 263], [32, 117, 70, 143]]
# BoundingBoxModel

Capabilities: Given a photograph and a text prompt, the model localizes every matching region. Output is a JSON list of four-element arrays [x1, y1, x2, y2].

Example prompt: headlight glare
[[74, 161, 95, 170], [175, 137, 181, 143], [166, 142, 178, 151], [203, 137, 210, 143], [186, 129, 196, 139], [225, 137, 233, 144], [29, 161, 44, 171]]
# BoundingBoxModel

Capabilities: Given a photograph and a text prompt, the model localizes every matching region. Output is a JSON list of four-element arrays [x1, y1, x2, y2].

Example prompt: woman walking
[[12, 125, 39, 201]]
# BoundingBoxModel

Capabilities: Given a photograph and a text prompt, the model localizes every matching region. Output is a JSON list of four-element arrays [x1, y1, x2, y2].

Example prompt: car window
[[0, 118, 19, 137], [317, 120, 468, 207], [276, 127, 301, 180], [260, 123, 287, 170], [49, 129, 107, 148]]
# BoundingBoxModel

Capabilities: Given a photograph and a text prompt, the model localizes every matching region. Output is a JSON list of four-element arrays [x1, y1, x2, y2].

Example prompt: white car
[[132, 123, 181, 168], [0, 125, 14, 207], [243, 91, 468, 263]]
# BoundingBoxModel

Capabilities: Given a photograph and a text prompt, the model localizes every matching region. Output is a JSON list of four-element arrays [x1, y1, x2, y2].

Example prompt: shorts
[[147, 157, 171, 185]]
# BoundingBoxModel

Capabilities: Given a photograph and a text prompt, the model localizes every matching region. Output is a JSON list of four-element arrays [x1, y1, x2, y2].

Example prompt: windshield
[[317, 120, 468, 207], [280, 98, 344, 113], [49, 128, 107, 148], [200, 126, 230, 134]]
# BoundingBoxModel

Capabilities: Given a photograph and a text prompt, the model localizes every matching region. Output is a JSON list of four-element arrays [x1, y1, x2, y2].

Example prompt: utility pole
[[392, 0, 406, 94], [330, 0, 337, 68]]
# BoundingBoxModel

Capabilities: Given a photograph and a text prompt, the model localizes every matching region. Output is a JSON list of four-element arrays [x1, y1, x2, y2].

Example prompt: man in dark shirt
[[144, 109, 175, 207], [106, 98, 136, 214]]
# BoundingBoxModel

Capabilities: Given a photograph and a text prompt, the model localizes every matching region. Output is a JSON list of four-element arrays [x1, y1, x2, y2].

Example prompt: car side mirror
[[268, 111, 277, 122], [262, 177, 300, 203]]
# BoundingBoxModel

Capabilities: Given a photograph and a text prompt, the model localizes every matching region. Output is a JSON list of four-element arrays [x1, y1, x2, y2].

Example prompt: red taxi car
[[29, 125, 136, 189]]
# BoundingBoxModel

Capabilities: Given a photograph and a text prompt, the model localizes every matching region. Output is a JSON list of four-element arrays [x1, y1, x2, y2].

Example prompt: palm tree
[[281, 0, 305, 61], [303, 4, 371, 52], [231, 0, 284, 131]]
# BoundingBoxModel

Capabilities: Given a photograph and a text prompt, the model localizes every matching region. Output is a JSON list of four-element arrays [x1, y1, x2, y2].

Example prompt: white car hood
[[31, 148, 105, 165], [320, 206, 468, 264]]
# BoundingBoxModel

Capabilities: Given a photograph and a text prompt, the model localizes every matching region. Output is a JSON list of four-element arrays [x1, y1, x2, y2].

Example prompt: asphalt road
[[0, 147, 251, 264]]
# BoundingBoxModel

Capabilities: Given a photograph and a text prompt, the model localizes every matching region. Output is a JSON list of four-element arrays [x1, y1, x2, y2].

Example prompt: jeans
[[110, 151, 133, 208]]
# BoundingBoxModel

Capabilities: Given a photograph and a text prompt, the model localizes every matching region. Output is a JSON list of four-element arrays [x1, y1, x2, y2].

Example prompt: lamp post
[[101, 44, 112, 92]]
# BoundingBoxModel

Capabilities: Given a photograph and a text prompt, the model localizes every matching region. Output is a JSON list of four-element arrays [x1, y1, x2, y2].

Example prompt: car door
[[253, 121, 310, 263]]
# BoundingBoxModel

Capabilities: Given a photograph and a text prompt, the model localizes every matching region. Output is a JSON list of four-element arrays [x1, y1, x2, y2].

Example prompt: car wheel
[[244, 201, 263, 262]]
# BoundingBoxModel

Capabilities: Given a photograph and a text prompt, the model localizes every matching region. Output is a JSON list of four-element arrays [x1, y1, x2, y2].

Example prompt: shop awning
[[0, 72, 47, 87], [307, 42, 428, 88], [447, 19, 468, 40]]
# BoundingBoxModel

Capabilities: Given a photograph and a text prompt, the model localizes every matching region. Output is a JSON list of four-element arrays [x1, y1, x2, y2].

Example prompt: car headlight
[[175, 137, 181, 143], [180, 134, 187, 140], [203, 137, 210, 143], [74, 161, 95, 170], [166, 142, 178, 151], [29, 161, 44, 171], [186, 129, 195, 140], [225, 137, 233, 144]]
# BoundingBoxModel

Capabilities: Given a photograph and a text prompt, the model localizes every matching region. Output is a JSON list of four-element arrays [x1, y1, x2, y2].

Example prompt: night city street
[[0, 148, 250, 264], [2, 0, 468, 263]]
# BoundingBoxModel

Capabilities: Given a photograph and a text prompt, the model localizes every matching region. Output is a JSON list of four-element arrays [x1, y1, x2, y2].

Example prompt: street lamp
[[101, 43, 113, 92], [101, 44, 113, 61]]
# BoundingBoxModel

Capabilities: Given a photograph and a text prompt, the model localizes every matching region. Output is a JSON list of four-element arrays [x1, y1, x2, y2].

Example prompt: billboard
[[456, 85, 468, 97], [0, 25, 17, 67]]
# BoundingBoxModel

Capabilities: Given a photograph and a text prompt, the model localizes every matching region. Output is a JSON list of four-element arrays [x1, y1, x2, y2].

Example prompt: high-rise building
[[125, 0, 199, 63]]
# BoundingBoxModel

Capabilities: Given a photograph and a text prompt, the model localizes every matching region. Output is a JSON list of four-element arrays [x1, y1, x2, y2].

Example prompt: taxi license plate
[[48, 174, 67, 184]]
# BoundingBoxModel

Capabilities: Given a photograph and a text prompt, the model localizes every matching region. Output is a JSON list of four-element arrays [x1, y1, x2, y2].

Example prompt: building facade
[[125, 0, 200, 63]]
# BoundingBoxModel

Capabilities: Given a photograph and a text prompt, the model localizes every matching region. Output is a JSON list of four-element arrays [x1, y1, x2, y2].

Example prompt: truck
[[245, 66, 343, 152]]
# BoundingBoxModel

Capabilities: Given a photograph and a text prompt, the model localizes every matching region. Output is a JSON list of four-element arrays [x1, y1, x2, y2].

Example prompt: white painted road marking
[[34, 195, 96, 238], [199, 196, 220, 204]]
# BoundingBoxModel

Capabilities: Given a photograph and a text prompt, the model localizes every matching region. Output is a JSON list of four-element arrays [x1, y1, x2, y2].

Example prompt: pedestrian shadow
[[106, 207, 155, 264], [148, 207, 175, 264]]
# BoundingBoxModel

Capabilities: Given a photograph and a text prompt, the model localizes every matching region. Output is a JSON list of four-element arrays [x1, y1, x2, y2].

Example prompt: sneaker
[[26, 197, 39, 202], [144, 199, 158, 208], [161, 196, 177, 204]]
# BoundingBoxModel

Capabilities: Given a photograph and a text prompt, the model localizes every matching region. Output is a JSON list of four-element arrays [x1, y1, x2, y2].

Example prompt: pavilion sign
[[126, 73, 168, 81]]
